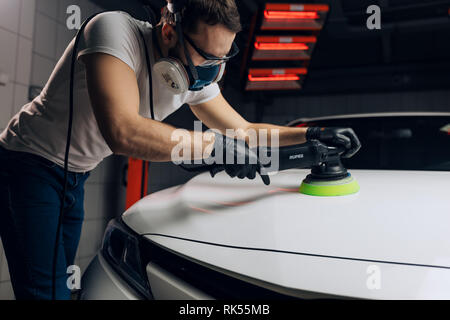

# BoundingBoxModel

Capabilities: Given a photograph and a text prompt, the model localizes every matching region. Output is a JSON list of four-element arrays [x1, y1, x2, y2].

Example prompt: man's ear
[[161, 23, 178, 47]]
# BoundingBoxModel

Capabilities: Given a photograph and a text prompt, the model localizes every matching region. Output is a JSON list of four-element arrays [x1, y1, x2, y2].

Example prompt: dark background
[[94, 0, 450, 95]]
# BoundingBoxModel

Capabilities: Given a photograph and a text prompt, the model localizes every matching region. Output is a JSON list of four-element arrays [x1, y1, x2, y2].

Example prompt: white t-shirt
[[0, 11, 220, 173]]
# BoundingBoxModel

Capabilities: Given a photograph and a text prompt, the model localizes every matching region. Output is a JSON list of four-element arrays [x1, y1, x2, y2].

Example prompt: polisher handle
[[259, 141, 329, 173]]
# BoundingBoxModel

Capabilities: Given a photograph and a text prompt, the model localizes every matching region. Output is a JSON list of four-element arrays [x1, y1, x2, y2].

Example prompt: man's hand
[[306, 127, 361, 158], [209, 133, 271, 185]]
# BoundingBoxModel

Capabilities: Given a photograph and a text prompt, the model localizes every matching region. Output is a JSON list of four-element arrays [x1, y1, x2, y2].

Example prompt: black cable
[[52, 13, 100, 300], [137, 13, 158, 198], [53, 10, 158, 299], [138, 28, 155, 120]]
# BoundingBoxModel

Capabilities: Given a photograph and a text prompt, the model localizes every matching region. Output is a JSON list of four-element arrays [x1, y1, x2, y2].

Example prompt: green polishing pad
[[299, 174, 360, 197]]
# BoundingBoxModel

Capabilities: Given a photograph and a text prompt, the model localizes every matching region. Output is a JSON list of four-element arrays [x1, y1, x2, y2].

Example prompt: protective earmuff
[[153, 58, 190, 94], [153, 58, 226, 95]]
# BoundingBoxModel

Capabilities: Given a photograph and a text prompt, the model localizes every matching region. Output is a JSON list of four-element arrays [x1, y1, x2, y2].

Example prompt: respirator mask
[[153, 1, 239, 94]]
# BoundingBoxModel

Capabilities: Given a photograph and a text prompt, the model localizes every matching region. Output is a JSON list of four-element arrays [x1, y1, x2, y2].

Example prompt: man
[[0, 0, 360, 299]]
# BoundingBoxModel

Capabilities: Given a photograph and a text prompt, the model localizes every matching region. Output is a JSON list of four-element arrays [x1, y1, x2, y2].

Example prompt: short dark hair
[[161, 0, 242, 34]]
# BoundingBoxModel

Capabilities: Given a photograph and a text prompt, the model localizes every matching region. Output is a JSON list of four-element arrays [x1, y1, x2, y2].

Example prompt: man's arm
[[190, 93, 308, 148], [81, 53, 213, 162]]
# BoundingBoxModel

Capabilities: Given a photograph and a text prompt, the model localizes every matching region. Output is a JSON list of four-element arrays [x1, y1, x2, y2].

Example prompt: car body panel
[[287, 112, 450, 126], [146, 262, 213, 300], [80, 254, 142, 300], [145, 234, 450, 299], [122, 169, 450, 299]]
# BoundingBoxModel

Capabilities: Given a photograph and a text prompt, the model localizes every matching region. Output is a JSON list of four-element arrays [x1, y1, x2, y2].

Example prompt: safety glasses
[[183, 33, 240, 67]]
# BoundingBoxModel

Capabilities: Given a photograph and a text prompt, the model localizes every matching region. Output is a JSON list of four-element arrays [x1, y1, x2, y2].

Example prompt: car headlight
[[102, 218, 152, 299]]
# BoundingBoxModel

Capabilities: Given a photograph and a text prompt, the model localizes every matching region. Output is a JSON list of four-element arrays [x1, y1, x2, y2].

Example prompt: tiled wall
[[0, 0, 127, 300], [0, 0, 34, 132], [0, 0, 36, 300]]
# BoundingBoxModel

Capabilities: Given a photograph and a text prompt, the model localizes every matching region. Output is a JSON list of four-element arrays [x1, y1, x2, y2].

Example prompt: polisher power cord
[[54, 2, 187, 299], [52, 9, 156, 299], [52, 13, 96, 300]]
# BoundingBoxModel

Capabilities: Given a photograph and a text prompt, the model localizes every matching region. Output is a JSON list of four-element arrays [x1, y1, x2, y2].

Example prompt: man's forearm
[[113, 117, 214, 162], [114, 118, 306, 162], [245, 123, 308, 147]]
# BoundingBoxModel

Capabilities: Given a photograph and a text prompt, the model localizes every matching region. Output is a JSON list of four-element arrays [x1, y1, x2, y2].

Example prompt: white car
[[80, 112, 450, 300]]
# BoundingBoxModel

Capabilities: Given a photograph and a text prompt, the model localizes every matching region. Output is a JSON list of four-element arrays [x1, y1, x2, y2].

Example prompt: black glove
[[306, 127, 361, 158], [208, 133, 271, 186]]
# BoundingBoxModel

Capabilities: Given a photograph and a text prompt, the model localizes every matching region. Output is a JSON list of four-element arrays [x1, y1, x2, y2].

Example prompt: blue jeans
[[0, 146, 90, 300]]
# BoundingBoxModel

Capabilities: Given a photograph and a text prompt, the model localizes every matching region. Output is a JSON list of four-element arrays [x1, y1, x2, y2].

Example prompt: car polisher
[[272, 140, 360, 196], [180, 140, 360, 197]]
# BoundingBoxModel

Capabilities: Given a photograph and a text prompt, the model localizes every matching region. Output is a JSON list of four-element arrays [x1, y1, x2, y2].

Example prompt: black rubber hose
[[52, 8, 158, 299], [52, 13, 97, 300]]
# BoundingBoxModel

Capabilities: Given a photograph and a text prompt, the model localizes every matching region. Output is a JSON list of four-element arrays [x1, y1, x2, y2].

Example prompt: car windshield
[[294, 116, 450, 171]]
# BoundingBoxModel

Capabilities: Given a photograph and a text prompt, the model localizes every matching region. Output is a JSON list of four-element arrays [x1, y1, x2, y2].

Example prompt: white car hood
[[123, 169, 450, 299]]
